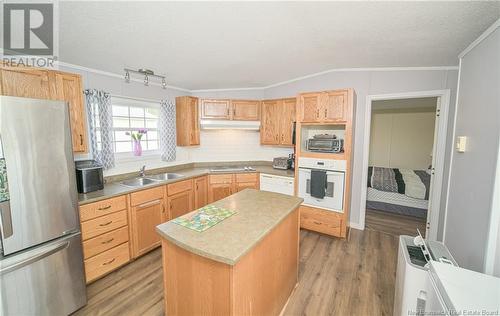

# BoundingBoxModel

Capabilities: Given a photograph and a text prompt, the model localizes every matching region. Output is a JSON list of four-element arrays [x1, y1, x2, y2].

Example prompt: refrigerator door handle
[[0, 201, 13, 238], [0, 240, 70, 275]]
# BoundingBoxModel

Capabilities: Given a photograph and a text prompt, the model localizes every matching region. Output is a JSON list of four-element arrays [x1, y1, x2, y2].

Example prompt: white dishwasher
[[259, 173, 295, 196]]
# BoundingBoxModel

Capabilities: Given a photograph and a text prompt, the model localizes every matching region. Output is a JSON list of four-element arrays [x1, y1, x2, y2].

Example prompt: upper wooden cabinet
[[0, 65, 88, 152], [200, 99, 231, 119], [298, 90, 348, 123], [0, 67, 53, 99], [260, 98, 296, 146], [200, 98, 260, 121], [176, 96, 200, 146], [231, 100, 260, 120], [53, 72, 88, 152]]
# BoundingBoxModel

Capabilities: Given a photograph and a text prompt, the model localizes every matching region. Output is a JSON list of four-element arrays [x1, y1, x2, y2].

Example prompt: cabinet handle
[[103, 258, 116, 266], [196, 183, 199, 190], [324, 108, 327, 117], [101, 238, 114, 244], [313, 220, 322, 225], [99, 221, 112, 227], [80, 134, 83, 145], [233, 108, 236, 116], [227, 108, 230, 116], [316, 109, 319, 118], [98, 205, 111, 210]]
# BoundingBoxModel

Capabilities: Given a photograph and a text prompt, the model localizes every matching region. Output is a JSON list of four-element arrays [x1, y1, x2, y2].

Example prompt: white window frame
[[110, 96, 161, 161]]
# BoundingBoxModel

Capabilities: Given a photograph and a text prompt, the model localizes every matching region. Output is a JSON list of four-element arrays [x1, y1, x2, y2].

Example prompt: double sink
[[120, 173, 184, 188]]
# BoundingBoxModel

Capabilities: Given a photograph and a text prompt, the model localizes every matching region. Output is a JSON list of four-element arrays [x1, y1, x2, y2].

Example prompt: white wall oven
[[298, 157, 346, 212]]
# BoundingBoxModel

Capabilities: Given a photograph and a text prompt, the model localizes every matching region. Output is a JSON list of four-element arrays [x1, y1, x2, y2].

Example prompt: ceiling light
[[162, 78, 167, 89], [124, 70, 130, 83], [144, 74, 149, 86]]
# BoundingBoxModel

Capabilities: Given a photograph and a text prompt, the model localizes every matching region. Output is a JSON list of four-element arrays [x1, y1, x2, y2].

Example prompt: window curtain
[[159, 99, 176, 162], [84, 89, 115, 169]]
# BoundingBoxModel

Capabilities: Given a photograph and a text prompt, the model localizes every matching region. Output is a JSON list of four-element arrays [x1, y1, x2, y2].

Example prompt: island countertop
[[156, 189, 303, 265]]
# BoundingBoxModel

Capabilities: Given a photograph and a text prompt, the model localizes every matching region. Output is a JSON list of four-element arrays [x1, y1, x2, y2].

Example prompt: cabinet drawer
[[130, 186, 164, 206], [81, 210, 128, 241], [209, 174, 233, 184], [167, 179, 193, 196], [84, 242, 130, 283], [79, 195, 127, 222], [300, 206, 342, 237], [235, 173, 258, 183], [82, 226, 129, 259]]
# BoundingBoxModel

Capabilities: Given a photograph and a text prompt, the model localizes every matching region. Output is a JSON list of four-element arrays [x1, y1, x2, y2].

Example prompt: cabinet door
[[176, 96, 200, 146], [280, 98, 296, 146], [235, 182, 258, 192], [194, 176, 208, 209], [0, 67, 53, 99], [131, 199, 163, 257], [260, 100, 280, 145], [323, 90, 347, 122], [208, 183, 233, 203], [200, 99, 231, 119], [54, 72, 88, 152], [298, 93, 322, 122], [168, 190, 194, 220], [231, 100, 260, 120]]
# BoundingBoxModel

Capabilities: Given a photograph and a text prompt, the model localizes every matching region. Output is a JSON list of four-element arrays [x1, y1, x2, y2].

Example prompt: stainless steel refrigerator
[[0, 96, 87, 315]]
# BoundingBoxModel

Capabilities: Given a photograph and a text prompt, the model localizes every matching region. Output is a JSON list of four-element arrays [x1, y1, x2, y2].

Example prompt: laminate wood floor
[[74, 229, 398, 316], [365, 208, 427, 237]]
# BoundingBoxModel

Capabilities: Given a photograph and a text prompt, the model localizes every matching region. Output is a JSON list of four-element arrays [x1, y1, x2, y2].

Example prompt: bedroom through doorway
[[365, 97, 438, 237]]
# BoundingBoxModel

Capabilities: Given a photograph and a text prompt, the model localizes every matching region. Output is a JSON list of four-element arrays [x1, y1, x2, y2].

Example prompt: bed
[[366, 166, 430, 218]]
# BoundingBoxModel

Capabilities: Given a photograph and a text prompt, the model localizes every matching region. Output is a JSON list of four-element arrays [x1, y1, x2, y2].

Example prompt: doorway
[[360, 90, 451, 240]]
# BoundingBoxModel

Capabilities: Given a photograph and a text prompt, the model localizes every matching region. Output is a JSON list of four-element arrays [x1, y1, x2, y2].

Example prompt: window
[[110, 97, 160, 155]]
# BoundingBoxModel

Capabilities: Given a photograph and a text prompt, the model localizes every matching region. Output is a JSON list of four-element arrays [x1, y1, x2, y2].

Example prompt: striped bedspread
[[368, 166, 431, 200]]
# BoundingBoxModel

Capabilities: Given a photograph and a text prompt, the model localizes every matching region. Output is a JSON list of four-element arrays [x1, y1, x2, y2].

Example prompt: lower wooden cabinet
[[167, 179, 194, 220], [208, 173, 259, 203], [194, 176, 208, 209], [79, 195, 131, 283], [129, 187, 166, 258], [299, 205, 345, 238]]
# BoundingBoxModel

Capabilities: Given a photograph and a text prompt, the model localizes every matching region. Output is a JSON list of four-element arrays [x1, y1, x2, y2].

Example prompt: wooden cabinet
[[200, 98, 260, 121], [261, 100, 280, 145], [194, 176, 208, 209], [231, 100, 260, 120], [79, 195, 130, 283], [167, 179, 194, 220], [176, 96, 200, 146], [130, 186, 166, 258], [0, 65, 88, 152], [200, 99, 231, 119], [298, 90, 348, 123], [208, 173, 259, 203], [0, 67, 53, 99], [260, 98, 296, 146], [53, 72, 88, 152]]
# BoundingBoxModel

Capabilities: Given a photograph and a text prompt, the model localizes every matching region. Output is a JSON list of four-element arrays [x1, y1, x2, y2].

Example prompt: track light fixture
[[123, 68, 166, 89]]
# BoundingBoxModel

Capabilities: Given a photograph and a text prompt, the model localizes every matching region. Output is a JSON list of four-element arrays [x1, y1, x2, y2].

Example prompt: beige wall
[[369, 106, 436, 170]]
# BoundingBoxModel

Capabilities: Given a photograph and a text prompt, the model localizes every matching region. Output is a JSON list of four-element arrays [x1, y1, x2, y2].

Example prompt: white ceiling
[[59, 1, 500, 90]]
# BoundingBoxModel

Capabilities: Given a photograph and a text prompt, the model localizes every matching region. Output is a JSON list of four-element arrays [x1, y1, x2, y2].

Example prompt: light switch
[[456, 136, 467, 153]]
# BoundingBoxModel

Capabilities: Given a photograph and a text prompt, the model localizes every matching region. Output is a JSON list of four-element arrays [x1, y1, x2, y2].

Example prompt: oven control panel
[[298, 157, 346, 171]]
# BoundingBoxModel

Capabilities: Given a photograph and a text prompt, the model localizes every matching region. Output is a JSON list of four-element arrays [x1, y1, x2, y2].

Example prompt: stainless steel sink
[[146, 173, 184, 181], [120, 177, 156, 187]]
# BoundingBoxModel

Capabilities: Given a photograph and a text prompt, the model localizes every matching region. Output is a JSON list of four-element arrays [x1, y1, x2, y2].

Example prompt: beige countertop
[[156, 189, 303, 265], [78, 164, 295, 205]]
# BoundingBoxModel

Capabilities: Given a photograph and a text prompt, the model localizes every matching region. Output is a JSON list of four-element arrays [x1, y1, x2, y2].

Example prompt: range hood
[[200, 119, 261, 130]]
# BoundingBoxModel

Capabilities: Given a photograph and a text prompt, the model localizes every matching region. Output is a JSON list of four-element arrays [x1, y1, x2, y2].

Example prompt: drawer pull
[[313, 220, 322, 225], [103, 258, 116, 266], [99, 221, 112, 227], [101, 238, 114, 244], [98, 205, 112, 210]]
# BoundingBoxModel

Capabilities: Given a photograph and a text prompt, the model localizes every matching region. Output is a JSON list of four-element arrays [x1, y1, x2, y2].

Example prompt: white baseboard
[[349, 221, 365, 231]]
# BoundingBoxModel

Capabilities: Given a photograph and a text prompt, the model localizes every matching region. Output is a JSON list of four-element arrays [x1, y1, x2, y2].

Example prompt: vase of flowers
[[126, 129, 147, 156]]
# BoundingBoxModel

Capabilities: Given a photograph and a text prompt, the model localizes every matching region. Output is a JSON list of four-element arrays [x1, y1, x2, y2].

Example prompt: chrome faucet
[[139, 165, 146, 177]]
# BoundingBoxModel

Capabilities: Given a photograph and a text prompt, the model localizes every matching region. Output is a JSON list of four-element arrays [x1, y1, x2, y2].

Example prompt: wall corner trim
[[459, 18, 500, 59]]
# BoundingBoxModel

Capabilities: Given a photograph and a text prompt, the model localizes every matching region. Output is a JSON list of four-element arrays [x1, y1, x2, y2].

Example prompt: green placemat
[[172, 205, 237, 232]]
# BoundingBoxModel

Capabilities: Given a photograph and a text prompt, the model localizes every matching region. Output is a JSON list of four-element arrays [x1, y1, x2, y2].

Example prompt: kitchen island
[[156, 189, 303, 315]]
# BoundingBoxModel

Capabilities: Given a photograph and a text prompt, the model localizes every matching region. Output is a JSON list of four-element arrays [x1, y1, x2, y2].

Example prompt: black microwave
[[306, 138, 344, 153]]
